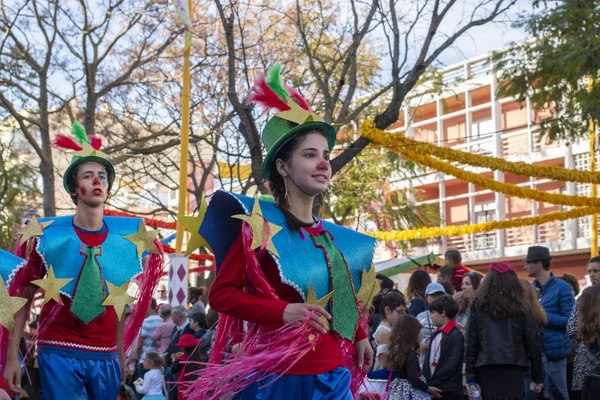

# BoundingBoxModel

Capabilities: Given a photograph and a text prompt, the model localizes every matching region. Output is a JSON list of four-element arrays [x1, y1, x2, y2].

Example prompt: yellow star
[[32, 265, 73, 306], [306, 283, 333, 341], [180, 196, 212, 256], [71, 141, 108, 159], [232, 197, 282, 257], [0, 279, 27, 333], [19, 216, 53, 246], [275, 102, 323, 125], [102, 281, 136, 321], [125, 221, 159, 258], [356, 265, 378, 315]]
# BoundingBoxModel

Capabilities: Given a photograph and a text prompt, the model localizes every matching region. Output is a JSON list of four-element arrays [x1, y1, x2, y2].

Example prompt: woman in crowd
[[407, 270, 432, 317], [454, 272, 483, 333], [577, 286, 600, 399], [567, 256, 600, 398], [372, 292, 406, 370], [465, 263, 544, 399]]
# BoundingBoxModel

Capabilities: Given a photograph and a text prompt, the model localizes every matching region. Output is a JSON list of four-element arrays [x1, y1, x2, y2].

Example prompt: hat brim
[[522, 256, 552, 262], [261, 121, 336, 180], [63, 156, 115, 192]]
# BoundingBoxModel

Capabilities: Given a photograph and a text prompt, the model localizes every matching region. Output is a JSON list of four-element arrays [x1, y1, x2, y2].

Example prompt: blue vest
[[200, 190, 376, 302]]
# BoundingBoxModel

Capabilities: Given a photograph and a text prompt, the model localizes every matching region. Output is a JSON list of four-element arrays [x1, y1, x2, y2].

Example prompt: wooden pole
[[590, 76, 597, 257]]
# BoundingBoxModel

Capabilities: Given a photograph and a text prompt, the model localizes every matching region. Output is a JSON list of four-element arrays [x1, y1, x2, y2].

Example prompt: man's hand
[[354, 337, 373, 370], [3, 351, 21, 393]]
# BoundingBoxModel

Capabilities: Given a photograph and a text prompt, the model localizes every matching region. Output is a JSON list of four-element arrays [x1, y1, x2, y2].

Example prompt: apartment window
[[474, 203, 497, 249]]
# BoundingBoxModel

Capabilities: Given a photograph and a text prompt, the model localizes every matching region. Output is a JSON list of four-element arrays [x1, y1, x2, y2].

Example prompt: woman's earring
[[283, 178, 291, 205]]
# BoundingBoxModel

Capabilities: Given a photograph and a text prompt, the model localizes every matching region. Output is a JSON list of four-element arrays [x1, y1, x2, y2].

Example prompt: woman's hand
[[532, 382, 544, 393], [282, 303, 331, 334], [427, 386, 443, 398], [354, 338, 374, 370]]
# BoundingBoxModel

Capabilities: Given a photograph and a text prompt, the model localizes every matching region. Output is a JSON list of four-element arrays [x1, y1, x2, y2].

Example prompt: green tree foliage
[[0, 135, 39, 249], [496, 0, 600, 142]]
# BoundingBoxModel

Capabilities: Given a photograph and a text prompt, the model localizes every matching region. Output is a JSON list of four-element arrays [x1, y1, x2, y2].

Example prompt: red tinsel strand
[[161, 245, 214, 263], [124, 238, 165, 352], [247, 74, 292, 112], [102, 209, 177, 230]]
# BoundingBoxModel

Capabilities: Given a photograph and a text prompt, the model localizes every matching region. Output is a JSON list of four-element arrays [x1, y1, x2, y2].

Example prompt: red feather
[[89, 136, 102, 150], [285, 85, 310, 111], [54, 134, 82, 151], [247, 74, 291, 112]]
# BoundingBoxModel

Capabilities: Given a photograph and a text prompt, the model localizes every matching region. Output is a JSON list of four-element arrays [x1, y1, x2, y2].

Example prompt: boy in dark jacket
[[423, 296, 464, 400]]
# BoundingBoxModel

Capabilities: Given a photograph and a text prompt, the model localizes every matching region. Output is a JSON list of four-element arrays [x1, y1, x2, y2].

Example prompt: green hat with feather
[[248, 64, 336, 180], [54, 122, 115, 192]]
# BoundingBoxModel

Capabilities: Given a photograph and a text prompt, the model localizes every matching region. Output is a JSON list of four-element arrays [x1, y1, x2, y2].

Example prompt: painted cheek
[[100, 177, 108, 186], [79, 187, 87, 196]]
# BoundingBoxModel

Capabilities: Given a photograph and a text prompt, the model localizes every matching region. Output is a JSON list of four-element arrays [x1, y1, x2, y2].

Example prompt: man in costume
[[185, 65, 378, 399], [0, 123, 164, 400]]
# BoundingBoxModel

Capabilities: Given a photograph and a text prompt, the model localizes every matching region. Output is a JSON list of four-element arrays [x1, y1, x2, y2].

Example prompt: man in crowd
[[155, 284, 169, 305], [525, 245, 575, 400], [136, 299, 162, 381], [152, 304, 175, 357]]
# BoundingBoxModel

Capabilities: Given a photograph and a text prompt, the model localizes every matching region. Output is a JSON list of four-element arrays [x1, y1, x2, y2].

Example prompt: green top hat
[[55, 122, 115, 192], [248, 64, 337, 180]]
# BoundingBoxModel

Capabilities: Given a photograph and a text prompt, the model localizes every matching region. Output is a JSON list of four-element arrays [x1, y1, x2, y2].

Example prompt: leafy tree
[[495, 0, 600, 142]]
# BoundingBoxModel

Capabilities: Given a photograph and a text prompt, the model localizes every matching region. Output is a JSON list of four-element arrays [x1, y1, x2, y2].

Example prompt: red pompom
[[247, 74, 292, 112], [54, 134, 82, 151], [89, 136, 102, 150]]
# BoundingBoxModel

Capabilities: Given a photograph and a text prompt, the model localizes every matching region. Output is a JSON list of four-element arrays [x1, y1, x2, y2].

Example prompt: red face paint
[[79, 187, 87, 196], [93, 177, 101, 186]]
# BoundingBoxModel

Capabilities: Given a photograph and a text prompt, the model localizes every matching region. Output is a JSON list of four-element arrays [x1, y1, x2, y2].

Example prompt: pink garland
[[124, 238, 165, 351]]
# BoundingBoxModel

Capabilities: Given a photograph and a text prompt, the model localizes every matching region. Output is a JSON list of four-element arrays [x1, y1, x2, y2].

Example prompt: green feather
[[266, 64, 289, 101], [72, 122, 90, 145]]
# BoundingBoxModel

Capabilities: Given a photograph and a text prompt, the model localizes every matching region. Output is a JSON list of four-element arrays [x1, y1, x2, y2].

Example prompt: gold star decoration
[[356, 265, 377, 315], [179, 196, 212, 256], [0, 279, 27, 333], [275, 101, 324, 125], [102, 280, 136, 321], [306, 283, 333, 342], [19, 216, 53, 246], [32, 265, 73, 306], [232, 197, 282, 257], [125, 221, 160, 258], [71, 140, 108, 159]]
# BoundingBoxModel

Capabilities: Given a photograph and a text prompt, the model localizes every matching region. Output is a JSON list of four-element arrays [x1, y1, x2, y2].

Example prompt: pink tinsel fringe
[[184, 318, 324, 400], [124, 239, 164, 352]]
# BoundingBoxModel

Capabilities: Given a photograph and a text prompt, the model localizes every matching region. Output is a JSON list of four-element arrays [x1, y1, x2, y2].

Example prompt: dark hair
[[268, 129, 327, 231], [541, 259, 551, 271], [378, 292, 406, 318], [28, 320, 38, 329], [444, 249, 462, 266], [206, 308, 219, 327], [558, 273, 580, 296], [189, 287, 203, 299], [440, 281, 455, 295], [150, 298, 157, 311], [387, 315, 421, 370], [429, 295, 459, 320], [144, 351, 164, 368], [66, 163, 115, 205], [458, 272, 483, 313], [438, 265, 454, 280], [589, 256, 600, 265], [376, 274, 395, 291], [190, 312, 208, 329], [578, 286, 600, 347], [475, 268, 527, 319], [406, 270, 431, 301]]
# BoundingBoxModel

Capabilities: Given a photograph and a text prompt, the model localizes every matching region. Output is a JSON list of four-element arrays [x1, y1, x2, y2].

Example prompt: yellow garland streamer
[[398, 148, 600, 208], [368, 206, 600, 241], [360, 120, 600, 184]]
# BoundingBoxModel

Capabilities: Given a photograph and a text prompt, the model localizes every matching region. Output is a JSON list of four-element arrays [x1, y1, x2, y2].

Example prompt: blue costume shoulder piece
[[36, 215, 143, 298], [200, 190, 376, 301], [0, 249, 27, 287]]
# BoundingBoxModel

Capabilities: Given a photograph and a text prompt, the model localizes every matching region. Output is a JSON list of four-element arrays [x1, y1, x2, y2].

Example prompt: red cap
[[176, 333, 202, 348]]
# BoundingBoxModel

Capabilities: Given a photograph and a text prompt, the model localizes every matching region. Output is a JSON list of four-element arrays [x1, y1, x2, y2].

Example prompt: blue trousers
[[542, 353, 569, 400], [234, 367, 352, 400], [38, 352, 120, 400]]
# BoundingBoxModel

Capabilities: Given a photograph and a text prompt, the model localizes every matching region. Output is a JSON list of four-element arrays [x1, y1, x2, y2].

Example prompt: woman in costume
[[191, 65, 378, 399]]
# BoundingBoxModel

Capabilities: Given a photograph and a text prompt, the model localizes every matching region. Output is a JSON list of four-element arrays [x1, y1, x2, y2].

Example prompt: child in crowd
[[386, 315, 443, 399], [417, 283, 447, 351], [171, 333, 209, 400], [134, 352, 166, 400], [422, 296, 464, 400]]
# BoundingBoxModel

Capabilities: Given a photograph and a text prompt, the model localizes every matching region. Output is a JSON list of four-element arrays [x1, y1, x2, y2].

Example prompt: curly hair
[[377, 292, 406, 319], [405, 270, 431, 301], [474, 268, 526, 319], [387, 314, 421, 371], [578, 286, 600, 347], [268, 129, 327, 231]]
